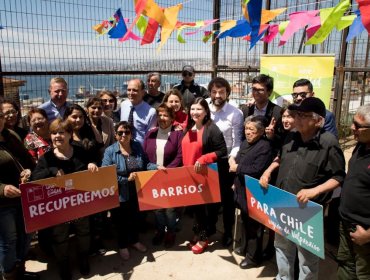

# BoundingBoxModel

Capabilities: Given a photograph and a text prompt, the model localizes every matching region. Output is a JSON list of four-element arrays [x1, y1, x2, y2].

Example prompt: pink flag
[[279, 10, 319, 46], [262, 24, 279, 43]]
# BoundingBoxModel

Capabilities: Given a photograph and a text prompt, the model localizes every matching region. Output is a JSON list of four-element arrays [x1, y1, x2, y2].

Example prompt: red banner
[[20, 165, 119, 233], [135, 163, 220, 211]]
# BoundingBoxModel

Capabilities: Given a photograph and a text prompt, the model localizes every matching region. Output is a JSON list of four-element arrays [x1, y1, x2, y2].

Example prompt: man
[[337, 104, 370, 280], [120, 78, 156, 146], [143, 72, 165, 108], [207, 77, 244, 247], [292, 78, 338, 138], [240, 74, 281, 124], [173, 65, 208, 111], [39, 77, 70, 123], [271, 97, 346, 280]]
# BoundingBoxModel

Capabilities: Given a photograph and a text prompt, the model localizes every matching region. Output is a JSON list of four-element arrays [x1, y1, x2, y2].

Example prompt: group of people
[[0, 65, 369, 280]]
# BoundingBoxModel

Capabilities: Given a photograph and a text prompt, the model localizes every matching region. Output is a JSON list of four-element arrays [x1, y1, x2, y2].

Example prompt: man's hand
[[128, 172, 137, 181], [296, 188, 319, 204], [4, 185, 21, 198], [350, 225, 370, 246], [259, 171, 271, 188]]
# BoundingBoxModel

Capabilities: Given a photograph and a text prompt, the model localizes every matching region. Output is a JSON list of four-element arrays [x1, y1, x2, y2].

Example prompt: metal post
[[212, 0, 221, 79], [0, 52, 4, 97], [262, 0, 271, 54]]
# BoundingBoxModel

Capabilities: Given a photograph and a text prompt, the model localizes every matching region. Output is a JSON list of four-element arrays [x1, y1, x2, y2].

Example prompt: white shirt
[[209, 101, 244, 158], [156, 126, 171, 166]]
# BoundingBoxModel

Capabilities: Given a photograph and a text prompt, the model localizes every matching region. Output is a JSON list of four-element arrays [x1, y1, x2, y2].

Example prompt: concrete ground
[[25, 144, 354, 280], [25, 211, 339, 280]]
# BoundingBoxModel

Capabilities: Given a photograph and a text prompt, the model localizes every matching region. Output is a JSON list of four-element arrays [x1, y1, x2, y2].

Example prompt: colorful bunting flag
[[141, 18, 159, 45], [247, 0, 263, 49], [262, 24, 279, 43], [357, 0, 370, 34], [305, 0, 350, 45], [346, 10, 366, 41], [157, 4, 183, 51], [218, 19, 251, 39]]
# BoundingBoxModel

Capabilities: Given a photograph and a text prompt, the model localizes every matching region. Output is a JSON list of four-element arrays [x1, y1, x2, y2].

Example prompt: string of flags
[[93, 0, 370, 51]]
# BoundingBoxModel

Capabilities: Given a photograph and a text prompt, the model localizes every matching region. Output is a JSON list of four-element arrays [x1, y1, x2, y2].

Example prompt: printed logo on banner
[[26, 187, 44, 203], [245, 175, 324, 259]]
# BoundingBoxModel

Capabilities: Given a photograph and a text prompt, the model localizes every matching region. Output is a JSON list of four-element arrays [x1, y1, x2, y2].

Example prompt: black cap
[[182, 65, 195, 73], [288, 97, 326, 118]]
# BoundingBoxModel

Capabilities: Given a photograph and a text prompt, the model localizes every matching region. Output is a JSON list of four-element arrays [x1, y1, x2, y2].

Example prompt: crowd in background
[[1, 66, 370, 280]]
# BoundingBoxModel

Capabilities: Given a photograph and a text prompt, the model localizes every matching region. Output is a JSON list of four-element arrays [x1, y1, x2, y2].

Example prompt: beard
[[212, 98, 226, 107]]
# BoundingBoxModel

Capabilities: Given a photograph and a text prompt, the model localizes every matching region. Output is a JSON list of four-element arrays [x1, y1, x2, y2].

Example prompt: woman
[[86, 97, 115, 159], [259, 107, 296, 261], [63, 104, 102, 162], [0, 101, 37, 280], [1, 99, 28, 141], [143, 104, 183, 247], [31, 119, 98, 280], [162, 89, 188, 130], [229, 115, 273, 269], [97, 90, 120, 124], [24, 108, 51, 163], [182, 97, 227, 254], [102, 121, 156, 261]]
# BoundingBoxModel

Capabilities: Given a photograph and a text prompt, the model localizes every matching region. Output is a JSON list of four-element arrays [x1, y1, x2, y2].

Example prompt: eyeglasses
[[292, 92, 309, 99], [4, 109, 18, 116], [251, 87, 265, 94], [117, 130, 131, 136], [182, 71, 193, 77], [352, 120, 370, 130], [101, 98, 115, 104]]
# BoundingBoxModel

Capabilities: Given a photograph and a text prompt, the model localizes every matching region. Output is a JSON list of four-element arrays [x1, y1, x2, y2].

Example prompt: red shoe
[[191, 241, 209, 254]]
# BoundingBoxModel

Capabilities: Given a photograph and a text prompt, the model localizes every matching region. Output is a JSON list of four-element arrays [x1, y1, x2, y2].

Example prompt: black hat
[[182, 65, 195, 73], [288, 97, 326, 118]]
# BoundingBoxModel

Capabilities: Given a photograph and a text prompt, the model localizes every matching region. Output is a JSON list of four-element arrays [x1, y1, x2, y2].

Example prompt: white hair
[[356, 104, 370, 124]]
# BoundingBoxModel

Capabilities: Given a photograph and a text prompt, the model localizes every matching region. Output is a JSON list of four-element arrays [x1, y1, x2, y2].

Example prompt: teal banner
[[245, 175, 325, 259]]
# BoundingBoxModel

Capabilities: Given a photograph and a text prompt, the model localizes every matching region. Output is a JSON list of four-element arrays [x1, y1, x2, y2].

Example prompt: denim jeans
[[0, 206, 31, 273], [275, 233, 319, 280], [154, 208, 177, 233]]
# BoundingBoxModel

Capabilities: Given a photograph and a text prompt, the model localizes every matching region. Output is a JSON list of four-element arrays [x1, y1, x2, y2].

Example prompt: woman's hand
[[128, 172, 137, 181], [296, 188, 319, 204], [229, 163, 238, 173], [157, 165, 167, 171], [265, 117, 276, 140], [56, 169, 65, 177], [20, 169, 32, 184], [194, 161, 205, 174], [4, 185, 21, 198], [87, 163, 99, 172]]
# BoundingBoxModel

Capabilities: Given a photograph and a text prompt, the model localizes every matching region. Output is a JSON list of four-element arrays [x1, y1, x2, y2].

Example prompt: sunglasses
[[117, 130, 131, 136], [292, 92, 309, 99], [182, 71, 193, 77], [101, 98, 115, 104], [352, 120, 370, 130]]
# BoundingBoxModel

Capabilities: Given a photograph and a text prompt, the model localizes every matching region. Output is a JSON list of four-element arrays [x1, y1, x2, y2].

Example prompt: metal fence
[[0, 0, 369, 144]]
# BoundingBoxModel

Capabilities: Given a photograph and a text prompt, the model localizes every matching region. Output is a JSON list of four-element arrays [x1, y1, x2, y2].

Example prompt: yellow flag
[[157, 4, 183, 51]]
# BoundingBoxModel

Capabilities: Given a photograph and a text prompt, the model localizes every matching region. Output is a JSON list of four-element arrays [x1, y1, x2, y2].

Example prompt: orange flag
[[243, 7, 286, 24], [157, 4, 183, 51]]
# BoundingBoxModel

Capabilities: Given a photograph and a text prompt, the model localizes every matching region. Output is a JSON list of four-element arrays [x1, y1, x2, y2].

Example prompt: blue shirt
[[39, 100, 70, 123], [324, 110, 338, 139], [120, 100, 157, 145]]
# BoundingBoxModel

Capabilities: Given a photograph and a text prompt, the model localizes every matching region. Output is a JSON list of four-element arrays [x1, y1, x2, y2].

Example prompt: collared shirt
[[339, 143, 370, 226], [253, 103, 268, 117], [276, 130, 346, 204], [39, 100, 70, 123], [120, 100, 157, 146], [209, 101, 244, 158]]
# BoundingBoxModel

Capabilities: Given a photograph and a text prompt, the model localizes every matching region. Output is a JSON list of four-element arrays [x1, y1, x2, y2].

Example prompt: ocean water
[[12, 74, 212, 101]]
